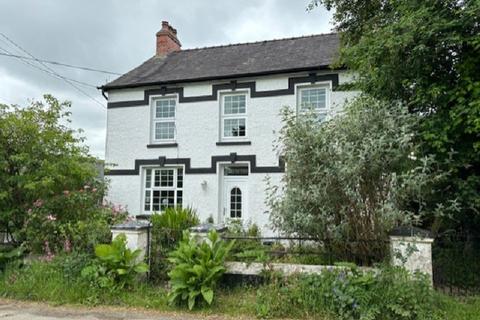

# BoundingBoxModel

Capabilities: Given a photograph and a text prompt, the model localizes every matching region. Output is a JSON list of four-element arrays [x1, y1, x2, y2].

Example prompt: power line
[[0, 46, 98, 89], [0, 33, 106, 109], [0, 52, 121, 76], [0, 33, 105, 108]]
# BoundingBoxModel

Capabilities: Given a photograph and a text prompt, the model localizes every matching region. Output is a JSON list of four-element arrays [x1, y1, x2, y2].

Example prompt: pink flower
[[63, 190, 70, 195], [92, 188, 97, 193], [33, 199, 43, 208], [111, 204, 123, 215], [63, 238, 72, 253], [43, 241, 54, 262], [27, 208, 32, 214], [47, 214, 56, 221]]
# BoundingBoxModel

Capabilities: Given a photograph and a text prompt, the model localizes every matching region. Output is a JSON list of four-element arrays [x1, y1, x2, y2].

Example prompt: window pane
[[154, 170, 161, 187], [144, 190, 151, 211], [155, 99, 175, 118], [224, 95, 246, 115], [144, 168, 183, 213], [224, 118, 246, 137], [160, 190, 175, 210], [230, 187, 242, 218], [224, 166, 249, 176], [152, 190, 160, 211], [155, 121, 175, 140], [160, 169, 174, 187], [177, 190, 183, 207], [145, 169, 152, 188], [300, 88, 326, 110], [177, 168, 183, 188]]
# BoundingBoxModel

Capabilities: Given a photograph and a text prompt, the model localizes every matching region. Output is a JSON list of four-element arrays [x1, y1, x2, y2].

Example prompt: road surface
[[0, 299, 253, 320]]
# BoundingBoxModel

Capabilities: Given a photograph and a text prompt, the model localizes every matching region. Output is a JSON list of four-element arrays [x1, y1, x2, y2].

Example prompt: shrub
[[0, 246, 24, 272], [168, 230, 234, 310], [23, 186, 127, 255], [226, 222, 270, 264], [0, 95, 100, 243], [0, 254, 163, 306], [150, 207, 199, 281], [256, 265, 443, 319], [268, 97, 453, 264], [81, 234, 148, 290]]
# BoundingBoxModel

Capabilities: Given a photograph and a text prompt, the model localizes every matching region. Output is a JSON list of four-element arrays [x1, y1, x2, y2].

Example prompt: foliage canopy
[[309, 0, 480, 233], [0, 95, 99, 241], [268, 98, 452, 263]]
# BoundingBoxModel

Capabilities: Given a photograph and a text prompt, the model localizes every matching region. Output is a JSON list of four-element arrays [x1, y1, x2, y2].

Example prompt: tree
[[268, 97, 452, 263], [310, 0, 480, 233], [0, 95, 98, 242]]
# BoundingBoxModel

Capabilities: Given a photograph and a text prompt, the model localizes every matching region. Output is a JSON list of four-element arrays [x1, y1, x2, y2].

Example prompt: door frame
[[218, 163, 249, 224]]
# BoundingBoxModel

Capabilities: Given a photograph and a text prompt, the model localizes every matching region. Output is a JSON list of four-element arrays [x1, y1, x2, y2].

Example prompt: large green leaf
[[95, 244, 114, 259], [134, 263, 149, 274], [188, 294, 196, 310], [167, 230, 233, 310], [201, 286, 214, 305]]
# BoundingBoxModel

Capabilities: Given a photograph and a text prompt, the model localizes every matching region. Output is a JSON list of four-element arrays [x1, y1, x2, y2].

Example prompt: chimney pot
[[156, 21, 181, 56]]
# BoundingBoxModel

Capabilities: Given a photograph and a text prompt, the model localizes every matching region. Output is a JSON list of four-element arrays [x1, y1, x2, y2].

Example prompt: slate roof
[[101, 33, 340, 91]]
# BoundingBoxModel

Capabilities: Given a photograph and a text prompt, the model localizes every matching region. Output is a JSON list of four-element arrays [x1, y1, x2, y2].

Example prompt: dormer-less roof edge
[[100, 32, 341, 92], [100, 64, 344, 91]]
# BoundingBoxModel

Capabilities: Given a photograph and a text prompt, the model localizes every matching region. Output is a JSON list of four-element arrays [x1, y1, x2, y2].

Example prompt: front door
[[221, 165, 248, 223]]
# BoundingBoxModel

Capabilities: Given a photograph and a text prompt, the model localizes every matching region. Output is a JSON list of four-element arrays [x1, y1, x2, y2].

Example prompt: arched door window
[[230, 187, 242, 218]]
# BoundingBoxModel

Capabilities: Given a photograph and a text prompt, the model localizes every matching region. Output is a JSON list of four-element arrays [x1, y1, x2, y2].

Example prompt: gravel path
[[0, 299, 253, 320]]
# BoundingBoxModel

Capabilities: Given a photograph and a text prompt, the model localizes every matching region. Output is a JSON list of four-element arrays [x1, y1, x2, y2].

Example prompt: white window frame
[[296, 83, 331, 121], [142, 166, 183, 213], [151, 96, 177, 143], [220, 92, 248, 141]]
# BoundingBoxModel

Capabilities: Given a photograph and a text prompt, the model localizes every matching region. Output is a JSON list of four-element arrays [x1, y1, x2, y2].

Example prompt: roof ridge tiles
[[179, 32, 338, 52]]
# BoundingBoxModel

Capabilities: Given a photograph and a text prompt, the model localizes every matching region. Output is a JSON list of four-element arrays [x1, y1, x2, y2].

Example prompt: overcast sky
[[0, 0, 333, 158]]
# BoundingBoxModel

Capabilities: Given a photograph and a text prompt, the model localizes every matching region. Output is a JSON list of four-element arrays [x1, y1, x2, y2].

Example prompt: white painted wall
[[105, 70, 357, 236]]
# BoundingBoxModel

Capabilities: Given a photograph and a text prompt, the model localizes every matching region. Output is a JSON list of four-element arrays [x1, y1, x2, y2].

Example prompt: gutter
[[97, 65, 346, 92]]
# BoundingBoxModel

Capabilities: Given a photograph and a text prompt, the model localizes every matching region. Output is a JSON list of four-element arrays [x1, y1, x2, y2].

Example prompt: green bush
[[81, 234, 148, 290], [0, 95, 100, 244], [150, 206, 199, 281], [225, 221, 270, 264], [23, 186, 127, 255], [256, 265, 443, 320], [0, 246, 24, 272], [268, 98, 452, 264], [168, 230, 234, 310], [0, 254, 164, 306]]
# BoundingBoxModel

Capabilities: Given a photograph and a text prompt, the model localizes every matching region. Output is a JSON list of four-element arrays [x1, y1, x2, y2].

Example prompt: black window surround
[[107, 73, 339, 109], [146, 143, 178, 148], [105, 153, 284, 176], [216, 141, 251, 146]]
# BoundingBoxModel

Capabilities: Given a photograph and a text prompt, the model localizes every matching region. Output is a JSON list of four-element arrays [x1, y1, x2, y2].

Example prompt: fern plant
[[167, 230, 234, 310]]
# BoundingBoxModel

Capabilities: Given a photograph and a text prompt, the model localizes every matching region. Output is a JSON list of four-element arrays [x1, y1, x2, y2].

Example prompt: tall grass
[[0, 253, 478, 319]]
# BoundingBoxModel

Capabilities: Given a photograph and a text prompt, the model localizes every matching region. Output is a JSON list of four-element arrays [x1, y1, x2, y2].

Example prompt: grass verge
[[0, 259, 479, 319]]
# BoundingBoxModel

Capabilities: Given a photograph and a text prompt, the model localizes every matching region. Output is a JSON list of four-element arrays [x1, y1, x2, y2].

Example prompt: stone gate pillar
[[111, 220, 151, 262], [389, 226, 434, 283]]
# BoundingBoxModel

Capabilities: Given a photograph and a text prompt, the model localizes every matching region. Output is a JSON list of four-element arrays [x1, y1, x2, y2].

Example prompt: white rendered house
[[100, 21, 355, 234]]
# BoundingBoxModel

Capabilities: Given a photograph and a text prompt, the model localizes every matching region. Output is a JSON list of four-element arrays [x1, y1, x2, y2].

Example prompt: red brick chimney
[[156, 21, 181, 56]]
